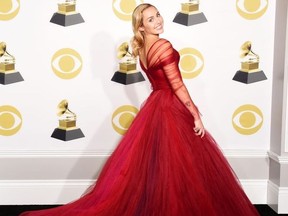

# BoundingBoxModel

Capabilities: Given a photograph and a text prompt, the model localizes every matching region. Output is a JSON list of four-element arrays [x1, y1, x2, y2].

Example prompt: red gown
[[20, 39, 260, 216]]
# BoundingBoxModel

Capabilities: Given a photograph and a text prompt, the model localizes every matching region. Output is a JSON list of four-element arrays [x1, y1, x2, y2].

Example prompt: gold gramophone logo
[[111, 41, 145, 85], [112, 105, 139, 135], [179, 47, 204, 79], [0, 0, 20, 21], [232, 104, 263, 135], [0, 105, 22, 136], [0, 42, 24, 85], [233, 41, 267, 84], [51, 48, 82, 79], [112, 0, 143, 21], [236, 0, 268, 20], [51, 99, 84, 141], [50, 0, 84, 26], [173, 0, 207, 26]]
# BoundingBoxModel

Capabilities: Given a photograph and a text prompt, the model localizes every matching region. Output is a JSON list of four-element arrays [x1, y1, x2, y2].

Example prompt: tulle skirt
[[20, 89, 259, 216]]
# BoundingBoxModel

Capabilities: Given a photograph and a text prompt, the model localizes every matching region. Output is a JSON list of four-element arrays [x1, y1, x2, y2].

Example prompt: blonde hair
[[131, 3, 154, 57]]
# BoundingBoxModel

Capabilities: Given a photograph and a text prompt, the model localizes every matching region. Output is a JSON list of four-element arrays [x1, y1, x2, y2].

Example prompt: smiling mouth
[[155, 24, 163, 30]]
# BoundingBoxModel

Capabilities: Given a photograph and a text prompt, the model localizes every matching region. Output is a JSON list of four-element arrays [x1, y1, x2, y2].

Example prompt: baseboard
[[268, 180, 288, 214], [0, 149, 269, 180], [0, 149, 269, 205], [0, 179, 268, 205], [241, 179, 268, 204], [0, 180, 95, 205]]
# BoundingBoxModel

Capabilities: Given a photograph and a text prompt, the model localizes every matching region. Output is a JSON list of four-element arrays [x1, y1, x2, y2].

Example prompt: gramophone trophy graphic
[[173, 0, 207, 26], [50, 0, 85, 27], [111, 42, 145, 85], [232, 41, 267, 84], [51, 99, 85, 141], [0, 42, 24, 85]]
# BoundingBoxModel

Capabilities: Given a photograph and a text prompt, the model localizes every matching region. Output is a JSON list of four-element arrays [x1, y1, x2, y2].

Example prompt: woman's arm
[[158, 40, 205, 137], [163, 63, 205, 138]]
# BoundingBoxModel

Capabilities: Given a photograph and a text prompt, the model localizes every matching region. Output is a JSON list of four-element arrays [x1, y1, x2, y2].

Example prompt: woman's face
[[139, 6, 164, 36]]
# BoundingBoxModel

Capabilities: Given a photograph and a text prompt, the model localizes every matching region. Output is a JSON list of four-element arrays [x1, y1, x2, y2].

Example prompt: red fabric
[[20, 39, 259, 216]]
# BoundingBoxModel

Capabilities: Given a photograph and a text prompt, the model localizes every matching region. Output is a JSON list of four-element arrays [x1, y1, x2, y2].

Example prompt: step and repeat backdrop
[[0, 0, 275, 153]]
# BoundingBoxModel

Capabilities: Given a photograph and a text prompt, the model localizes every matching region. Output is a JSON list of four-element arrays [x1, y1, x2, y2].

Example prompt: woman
[[20, 3, 260, 216]]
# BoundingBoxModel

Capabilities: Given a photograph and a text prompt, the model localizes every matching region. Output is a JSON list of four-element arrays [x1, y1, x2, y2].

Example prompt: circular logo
[[179, 47, 204, 79], [236, 0, 268, 20], [51, 48, 83, 79], [232, 104, 263, 135], [0, 0, 20, 21], [112, 0, 143, 21], [112, 105, 138, 135], [0, 105, 22, 136]]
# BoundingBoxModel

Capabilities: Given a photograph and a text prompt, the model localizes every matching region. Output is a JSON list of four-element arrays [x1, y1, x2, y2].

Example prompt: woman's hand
[[194, 119, 205, 138]]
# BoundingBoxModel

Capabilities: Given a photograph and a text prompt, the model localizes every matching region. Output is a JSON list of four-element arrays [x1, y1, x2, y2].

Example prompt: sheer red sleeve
[[149, 39, 201, 120]]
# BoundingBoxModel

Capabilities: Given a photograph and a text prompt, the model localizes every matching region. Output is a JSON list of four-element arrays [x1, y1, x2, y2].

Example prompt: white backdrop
[[0, 0, 275, 153]]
